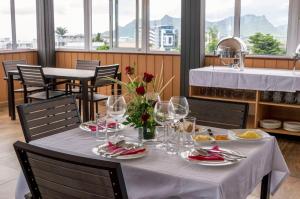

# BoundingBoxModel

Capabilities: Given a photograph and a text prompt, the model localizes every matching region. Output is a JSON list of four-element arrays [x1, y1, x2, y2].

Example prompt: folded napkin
[[107, 142, 146, 156], [188, 145, 224, 161]]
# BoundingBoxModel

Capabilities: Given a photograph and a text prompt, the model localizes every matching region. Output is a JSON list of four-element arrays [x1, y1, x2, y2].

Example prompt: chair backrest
[[76, 59, 101, 70], [93, 64, 119, 87], [14, 141, 128, 199], [17, 96, 81, 143], [17, 64, 46, 87], [2, 59, 26, 78], [187, 97, 249, 129]]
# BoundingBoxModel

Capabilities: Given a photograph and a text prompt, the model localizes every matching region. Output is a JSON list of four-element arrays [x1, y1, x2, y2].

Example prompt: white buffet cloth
[[16, 127, 289, 199], [189, 66, 300, 92]]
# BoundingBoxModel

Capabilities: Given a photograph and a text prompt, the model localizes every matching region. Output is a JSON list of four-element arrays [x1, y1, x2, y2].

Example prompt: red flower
[[136, 86, 145, 95], [143, 73, 154, 83], [141, 113, 150, 122], [125, 66, 134, 75]]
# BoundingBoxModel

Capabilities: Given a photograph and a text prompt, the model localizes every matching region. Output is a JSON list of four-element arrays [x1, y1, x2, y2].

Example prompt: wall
[[55, 51, 181, 100], [0, 51, 38, 104]]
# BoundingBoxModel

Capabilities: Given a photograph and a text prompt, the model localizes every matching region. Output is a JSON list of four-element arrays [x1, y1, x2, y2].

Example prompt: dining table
[[15, 126, 289, 199], [7, 67, 121, 122]]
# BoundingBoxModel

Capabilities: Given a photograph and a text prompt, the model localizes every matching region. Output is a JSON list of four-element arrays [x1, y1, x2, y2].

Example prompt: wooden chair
[[2, 60, 43, 103], [14, 141, 128, 199], [76, 59, 101, 70], [17, 65, 67, 101], [187, 97, 249, 129], [17, 96, 81, 143]]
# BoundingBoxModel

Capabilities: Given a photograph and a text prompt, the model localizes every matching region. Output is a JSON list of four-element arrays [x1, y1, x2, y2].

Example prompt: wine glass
[[154, 101, 174, 150], [106, 95, 127, 135], [169, 96, 189, 123]]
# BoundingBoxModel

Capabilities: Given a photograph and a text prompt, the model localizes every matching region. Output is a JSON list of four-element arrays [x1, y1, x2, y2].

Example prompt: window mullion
[[234, 0, 241, 37], [115, 0, 119, 48], [287, 0, 300, 55], [109, 0, 113, 49], [142, 0, 148, 52], [10, 0, 17, 49], [84, 0, 92, 50], [136, 0, 139, 49]]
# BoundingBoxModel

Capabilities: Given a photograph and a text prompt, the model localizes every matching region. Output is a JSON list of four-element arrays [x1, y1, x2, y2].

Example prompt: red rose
[[141, 113, 150, 122], [136, 86, 145, 95], [125, 66, 134, 75], [143, 72, 154, 83]]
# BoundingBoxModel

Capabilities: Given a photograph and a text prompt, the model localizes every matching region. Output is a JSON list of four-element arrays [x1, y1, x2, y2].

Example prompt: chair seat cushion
[[27, 90, 66, 100]]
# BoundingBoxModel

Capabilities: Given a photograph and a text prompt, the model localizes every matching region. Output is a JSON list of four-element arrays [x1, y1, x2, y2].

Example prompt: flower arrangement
[[114, 63, 174, 139]]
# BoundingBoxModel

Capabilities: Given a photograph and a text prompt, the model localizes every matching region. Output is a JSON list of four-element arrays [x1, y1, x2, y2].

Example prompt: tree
[[206, 26, 219, 54], [55, 27, 68, 37], [248, 32, 285, 55], [92, 33, 104, 42]]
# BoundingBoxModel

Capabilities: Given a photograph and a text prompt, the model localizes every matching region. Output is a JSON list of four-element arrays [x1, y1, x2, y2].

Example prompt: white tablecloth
[[16, 128, 289, 199], [189, 66, 300, 92]]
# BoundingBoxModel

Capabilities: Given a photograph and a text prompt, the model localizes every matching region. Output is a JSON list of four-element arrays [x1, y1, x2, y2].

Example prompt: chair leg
[[79, 99, 82, 114], [96, 101, 99, 114]]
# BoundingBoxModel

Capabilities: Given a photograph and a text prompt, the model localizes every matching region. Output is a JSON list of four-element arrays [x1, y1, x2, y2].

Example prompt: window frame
[[205, 0, 299, 57]]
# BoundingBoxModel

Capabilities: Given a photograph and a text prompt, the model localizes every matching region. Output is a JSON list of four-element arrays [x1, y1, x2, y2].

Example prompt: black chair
[[76, 59, 101, 70], [14, 141, 128, 199], [17, 65, 67, 101], [73, 64, 119, 120], [2, 60, 43, 103], [17, 96, 81, 143], [187, 97, 249, 129]]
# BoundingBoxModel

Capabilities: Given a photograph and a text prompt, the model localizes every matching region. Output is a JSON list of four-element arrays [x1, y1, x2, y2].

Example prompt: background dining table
[[7, 67, 121, 122], [15, 127, 289, 199]]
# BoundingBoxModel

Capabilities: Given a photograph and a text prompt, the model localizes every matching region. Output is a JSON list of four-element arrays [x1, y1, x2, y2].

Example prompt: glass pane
[[15, 0, 37, 49], [205, 0, 235, 54], [116, 0, 136, 48], [54, 0, 84, 49], [92, 0, 110, 50], [149, 0, 181, 52], [241, 0, 289, 55], [0, 0, 12, 49]]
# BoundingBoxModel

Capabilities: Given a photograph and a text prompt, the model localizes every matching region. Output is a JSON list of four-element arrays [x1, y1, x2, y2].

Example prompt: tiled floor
[[0, 105, 300, 199]]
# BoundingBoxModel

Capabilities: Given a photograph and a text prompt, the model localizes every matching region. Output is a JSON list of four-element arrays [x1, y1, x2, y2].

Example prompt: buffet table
[[190, 66, 300, 92], [16, 127, 289, 199], [189, 66, 300, 137]]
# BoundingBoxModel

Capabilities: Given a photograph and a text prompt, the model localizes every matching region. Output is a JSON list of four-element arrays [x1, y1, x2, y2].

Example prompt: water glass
[[182, 117, 196, 148], [166, 127, 179, 155], [155, 126, 166, 150], [95, 113, 107, 141]]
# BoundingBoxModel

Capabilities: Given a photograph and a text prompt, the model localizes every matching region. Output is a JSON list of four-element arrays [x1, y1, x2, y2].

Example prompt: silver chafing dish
[[215, 37, 248, 71]]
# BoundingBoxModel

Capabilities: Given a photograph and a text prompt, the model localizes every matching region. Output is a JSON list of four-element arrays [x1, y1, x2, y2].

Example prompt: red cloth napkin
[[107, 122, 117, 128], [107, 142, 146, 156], [188, 145, 224, 161]]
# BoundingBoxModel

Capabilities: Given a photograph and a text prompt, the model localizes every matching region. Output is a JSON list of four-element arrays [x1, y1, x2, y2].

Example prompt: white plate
[[193, 130, 236, 145], [260, 119, 282, 129], [283, 121, 300, 132], [92, 142, 147, 160], [230, 129, 269, 141], [80, 122, 127, 133], [180, 147, 244, 166]]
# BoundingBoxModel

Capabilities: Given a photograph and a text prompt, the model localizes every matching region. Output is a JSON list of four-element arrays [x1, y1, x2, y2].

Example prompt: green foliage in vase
[[248, 32, 285, 55], [107, 63, 174, 131]]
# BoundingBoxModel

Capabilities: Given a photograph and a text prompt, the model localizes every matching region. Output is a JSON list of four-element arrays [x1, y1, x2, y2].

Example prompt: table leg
[[82, 80, 89, 122], [260, 172, 271, 199], [7, 73, 16, 120]]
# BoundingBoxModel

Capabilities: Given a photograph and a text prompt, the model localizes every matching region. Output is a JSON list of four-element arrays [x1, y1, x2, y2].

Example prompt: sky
[[0, 0, 290, 39]]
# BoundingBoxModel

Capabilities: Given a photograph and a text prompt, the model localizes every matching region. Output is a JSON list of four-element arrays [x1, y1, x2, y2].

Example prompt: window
[[92, 0, 110, 50], [15, 0, 37, 49], [0, 0, 12, 49], [240, 0, 289, 55], [149, 0, 181, 52], [54, 0, 84, 49], [114, 0, 138, 48], [205, 0, 235, 54]]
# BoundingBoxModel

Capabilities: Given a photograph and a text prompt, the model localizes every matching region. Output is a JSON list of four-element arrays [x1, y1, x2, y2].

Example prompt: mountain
[[101, 14, 286, 40]]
